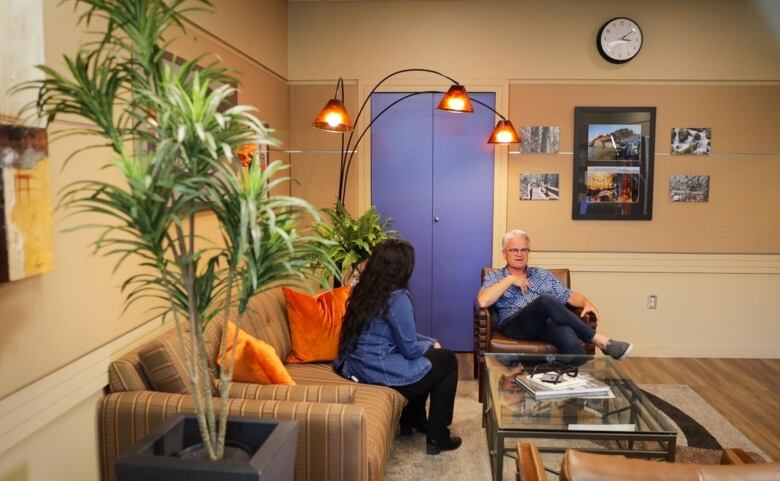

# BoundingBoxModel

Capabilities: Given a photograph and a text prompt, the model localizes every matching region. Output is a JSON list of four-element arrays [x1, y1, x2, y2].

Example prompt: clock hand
[[619, 30, 635, 41], [607, 39, 629, 48]]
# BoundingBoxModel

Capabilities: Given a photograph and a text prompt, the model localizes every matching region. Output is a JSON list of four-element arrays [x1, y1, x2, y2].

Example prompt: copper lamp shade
[[488, 120, 520, 144], [436, 85, 474, 113], [313, 98, 353, 132]]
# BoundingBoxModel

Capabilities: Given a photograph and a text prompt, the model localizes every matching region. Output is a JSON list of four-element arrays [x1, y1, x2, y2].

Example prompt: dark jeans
[[391, 347, 458, 443], [500, 295, 596, 355]]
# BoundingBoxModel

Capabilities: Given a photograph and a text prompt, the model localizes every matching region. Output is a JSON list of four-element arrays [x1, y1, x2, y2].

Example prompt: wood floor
[[456, 354, 780, 461]]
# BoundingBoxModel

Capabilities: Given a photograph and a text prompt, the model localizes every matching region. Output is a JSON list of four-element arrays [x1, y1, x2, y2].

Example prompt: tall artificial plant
[[17, 0, 337, 460], [314, 202, 396, 284]]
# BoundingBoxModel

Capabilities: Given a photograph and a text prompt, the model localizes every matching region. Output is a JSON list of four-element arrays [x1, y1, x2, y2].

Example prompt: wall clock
[[597, 17, 643, 64]]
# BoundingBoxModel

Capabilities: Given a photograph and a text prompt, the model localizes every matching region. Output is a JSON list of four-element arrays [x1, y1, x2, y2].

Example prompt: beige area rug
[[384, 380, 768, 481]]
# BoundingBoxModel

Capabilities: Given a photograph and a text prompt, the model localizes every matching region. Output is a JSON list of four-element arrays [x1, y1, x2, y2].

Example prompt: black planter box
[[115, 415, 298, 481]]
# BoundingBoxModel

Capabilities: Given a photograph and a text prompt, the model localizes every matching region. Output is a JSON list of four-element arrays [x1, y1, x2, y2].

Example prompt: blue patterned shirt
[[481, 267, 572, 328]]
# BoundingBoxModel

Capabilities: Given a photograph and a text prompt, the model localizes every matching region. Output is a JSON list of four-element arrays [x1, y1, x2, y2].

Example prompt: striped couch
[[102, 287, 406, 481]]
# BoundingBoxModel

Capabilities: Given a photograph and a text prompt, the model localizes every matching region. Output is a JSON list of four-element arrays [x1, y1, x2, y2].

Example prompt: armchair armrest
[[101, 391, 368, 481], [566, 305, 598, 329], [516, 443, 547, 481], [227, 382, 356, 404]]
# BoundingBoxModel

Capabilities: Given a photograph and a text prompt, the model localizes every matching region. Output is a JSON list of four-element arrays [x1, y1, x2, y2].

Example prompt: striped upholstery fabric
[[241, 288, 293, 359], [136, 321, 222, 394], [228, 383, 356, 404], [102, 391, 368, 481], [286, 363, 406, 479], [108, 356, 149, 392], [103, 286, 405, 481]]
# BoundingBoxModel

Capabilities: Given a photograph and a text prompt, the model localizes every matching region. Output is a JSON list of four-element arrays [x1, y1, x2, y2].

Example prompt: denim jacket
[[334, 289, 436, 386]]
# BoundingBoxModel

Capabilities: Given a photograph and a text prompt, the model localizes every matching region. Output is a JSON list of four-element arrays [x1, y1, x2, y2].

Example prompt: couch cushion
[[228, 383, 356, 404], [219, 321, 295, 385], [108, 356, 149, 392], [283, 286, 349, 363], [242, 288, 293, 360], [137, 321, 222, 394], [287, 361, 407, 479]]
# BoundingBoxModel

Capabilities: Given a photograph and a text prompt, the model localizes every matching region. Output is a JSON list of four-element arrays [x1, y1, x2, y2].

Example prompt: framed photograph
[[520, 126, 560, 153], [572, 107, 656, 220], [671, 127, 711, 155], [520, 173, 559, 200], [670, 175, 709, 202]]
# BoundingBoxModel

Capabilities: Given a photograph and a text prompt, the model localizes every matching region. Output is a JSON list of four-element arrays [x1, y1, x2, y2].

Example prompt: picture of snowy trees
[[520, 173, 559, 200], [670, 175, 710, 202], [520, 126, 560, 153], [671, 128, 711, 155]]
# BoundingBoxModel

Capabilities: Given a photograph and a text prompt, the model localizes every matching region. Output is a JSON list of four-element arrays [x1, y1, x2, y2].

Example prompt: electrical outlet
[[647, 295, 657, 309]]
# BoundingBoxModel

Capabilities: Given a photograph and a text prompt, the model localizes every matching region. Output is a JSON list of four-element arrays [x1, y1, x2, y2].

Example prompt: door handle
[[434, 216, 440, 222]]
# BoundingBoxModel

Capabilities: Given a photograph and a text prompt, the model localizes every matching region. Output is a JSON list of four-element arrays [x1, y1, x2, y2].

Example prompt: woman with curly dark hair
[[334, 239, 461, 454]]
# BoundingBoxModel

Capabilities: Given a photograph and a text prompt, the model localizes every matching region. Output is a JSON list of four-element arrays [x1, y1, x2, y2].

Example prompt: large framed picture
[[572, 107, 656, 220]]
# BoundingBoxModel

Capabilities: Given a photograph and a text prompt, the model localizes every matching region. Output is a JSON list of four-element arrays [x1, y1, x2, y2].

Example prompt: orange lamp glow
[[313, 99, 353, 132], [436, 85, 474, 113], [488, 120, 520, 144]]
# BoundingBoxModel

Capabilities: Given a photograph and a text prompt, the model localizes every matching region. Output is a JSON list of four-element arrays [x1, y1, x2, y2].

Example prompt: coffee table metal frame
[[482, 354, 677, 481]]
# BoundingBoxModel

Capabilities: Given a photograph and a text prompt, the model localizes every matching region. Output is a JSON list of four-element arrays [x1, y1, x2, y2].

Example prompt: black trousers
[[500, 295, 596, 355], [391, 347, 458, 442]]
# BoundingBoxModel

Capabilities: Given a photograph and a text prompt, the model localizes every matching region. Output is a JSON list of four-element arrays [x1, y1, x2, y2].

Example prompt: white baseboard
[[0, 319, 170, 455]]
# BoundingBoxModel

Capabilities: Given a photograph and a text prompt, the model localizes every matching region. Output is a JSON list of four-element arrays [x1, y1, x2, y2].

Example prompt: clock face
[[597, 17, 643, 64]]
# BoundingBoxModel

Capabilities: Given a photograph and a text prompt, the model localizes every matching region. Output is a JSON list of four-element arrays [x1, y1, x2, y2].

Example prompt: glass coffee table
[[483, 353, 677, 481]]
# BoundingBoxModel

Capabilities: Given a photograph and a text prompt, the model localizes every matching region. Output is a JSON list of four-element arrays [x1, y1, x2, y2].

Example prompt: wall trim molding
[[508, 79, 780, 86], [0, 319, 170, 455], [527, 251, 780, 274]]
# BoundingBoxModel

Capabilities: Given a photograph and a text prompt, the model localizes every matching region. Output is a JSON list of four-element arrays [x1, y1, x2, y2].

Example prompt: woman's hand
[[433, 342, 442, 349]]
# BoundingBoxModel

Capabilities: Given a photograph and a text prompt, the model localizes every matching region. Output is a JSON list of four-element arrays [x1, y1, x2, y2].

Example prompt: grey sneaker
[[603, 340, 634, 360]]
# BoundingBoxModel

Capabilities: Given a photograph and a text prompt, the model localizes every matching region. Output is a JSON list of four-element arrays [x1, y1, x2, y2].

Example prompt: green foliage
[[315, 202, 397, 280], [18, 0, 337, 460]]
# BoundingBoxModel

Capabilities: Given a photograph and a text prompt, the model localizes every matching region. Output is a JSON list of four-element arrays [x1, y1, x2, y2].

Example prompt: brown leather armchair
[[516, 442, 779, 481], [473, 268, 597, 400]]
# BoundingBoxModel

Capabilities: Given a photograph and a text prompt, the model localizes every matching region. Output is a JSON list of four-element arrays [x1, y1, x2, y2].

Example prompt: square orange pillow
[[283, 286, 350, 363], [217, 322, 295, 385]]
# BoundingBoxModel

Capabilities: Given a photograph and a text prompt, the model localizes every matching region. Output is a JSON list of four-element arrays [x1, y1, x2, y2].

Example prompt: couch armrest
[[516, 443, 547, 481], [101, 391, 368, 481], [227, 382, 356, 404]]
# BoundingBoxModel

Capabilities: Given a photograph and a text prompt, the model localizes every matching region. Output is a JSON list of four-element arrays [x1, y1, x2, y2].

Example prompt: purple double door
[[371, 92, 495, 351]]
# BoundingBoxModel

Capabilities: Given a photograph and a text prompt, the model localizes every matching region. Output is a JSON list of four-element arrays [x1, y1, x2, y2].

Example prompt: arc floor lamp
[[312, 68, 520, 205]]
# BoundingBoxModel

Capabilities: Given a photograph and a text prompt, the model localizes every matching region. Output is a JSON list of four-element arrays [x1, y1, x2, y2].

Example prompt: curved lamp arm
[[335, 68, 465, 204], [340, 92, 514, 203]]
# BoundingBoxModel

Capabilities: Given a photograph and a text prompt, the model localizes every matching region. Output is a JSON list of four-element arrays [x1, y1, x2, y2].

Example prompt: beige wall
[[189, 0, 288, 79], [288, 0, 780, 81], [289, 83, 360, 213], [0, 1, 289, 399], [287, 0, 780, 359], [507, 83, 780, 254]]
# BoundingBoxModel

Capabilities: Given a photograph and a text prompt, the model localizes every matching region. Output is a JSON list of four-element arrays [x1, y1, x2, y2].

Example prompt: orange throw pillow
[[217, 322, 295, 385], [283, 286, 350, 363]]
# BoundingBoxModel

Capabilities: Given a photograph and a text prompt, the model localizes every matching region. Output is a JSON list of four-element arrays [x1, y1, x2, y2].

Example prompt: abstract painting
[[0, 124, 54, 282]]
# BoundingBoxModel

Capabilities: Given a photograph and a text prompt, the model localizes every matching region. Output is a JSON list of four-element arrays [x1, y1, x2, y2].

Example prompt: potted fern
[[315, 202, 396, 285], [17, 0, 337, 475]]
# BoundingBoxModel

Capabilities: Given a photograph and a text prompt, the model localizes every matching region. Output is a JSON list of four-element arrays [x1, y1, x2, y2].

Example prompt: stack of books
[[514, 372, 612, 399]]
